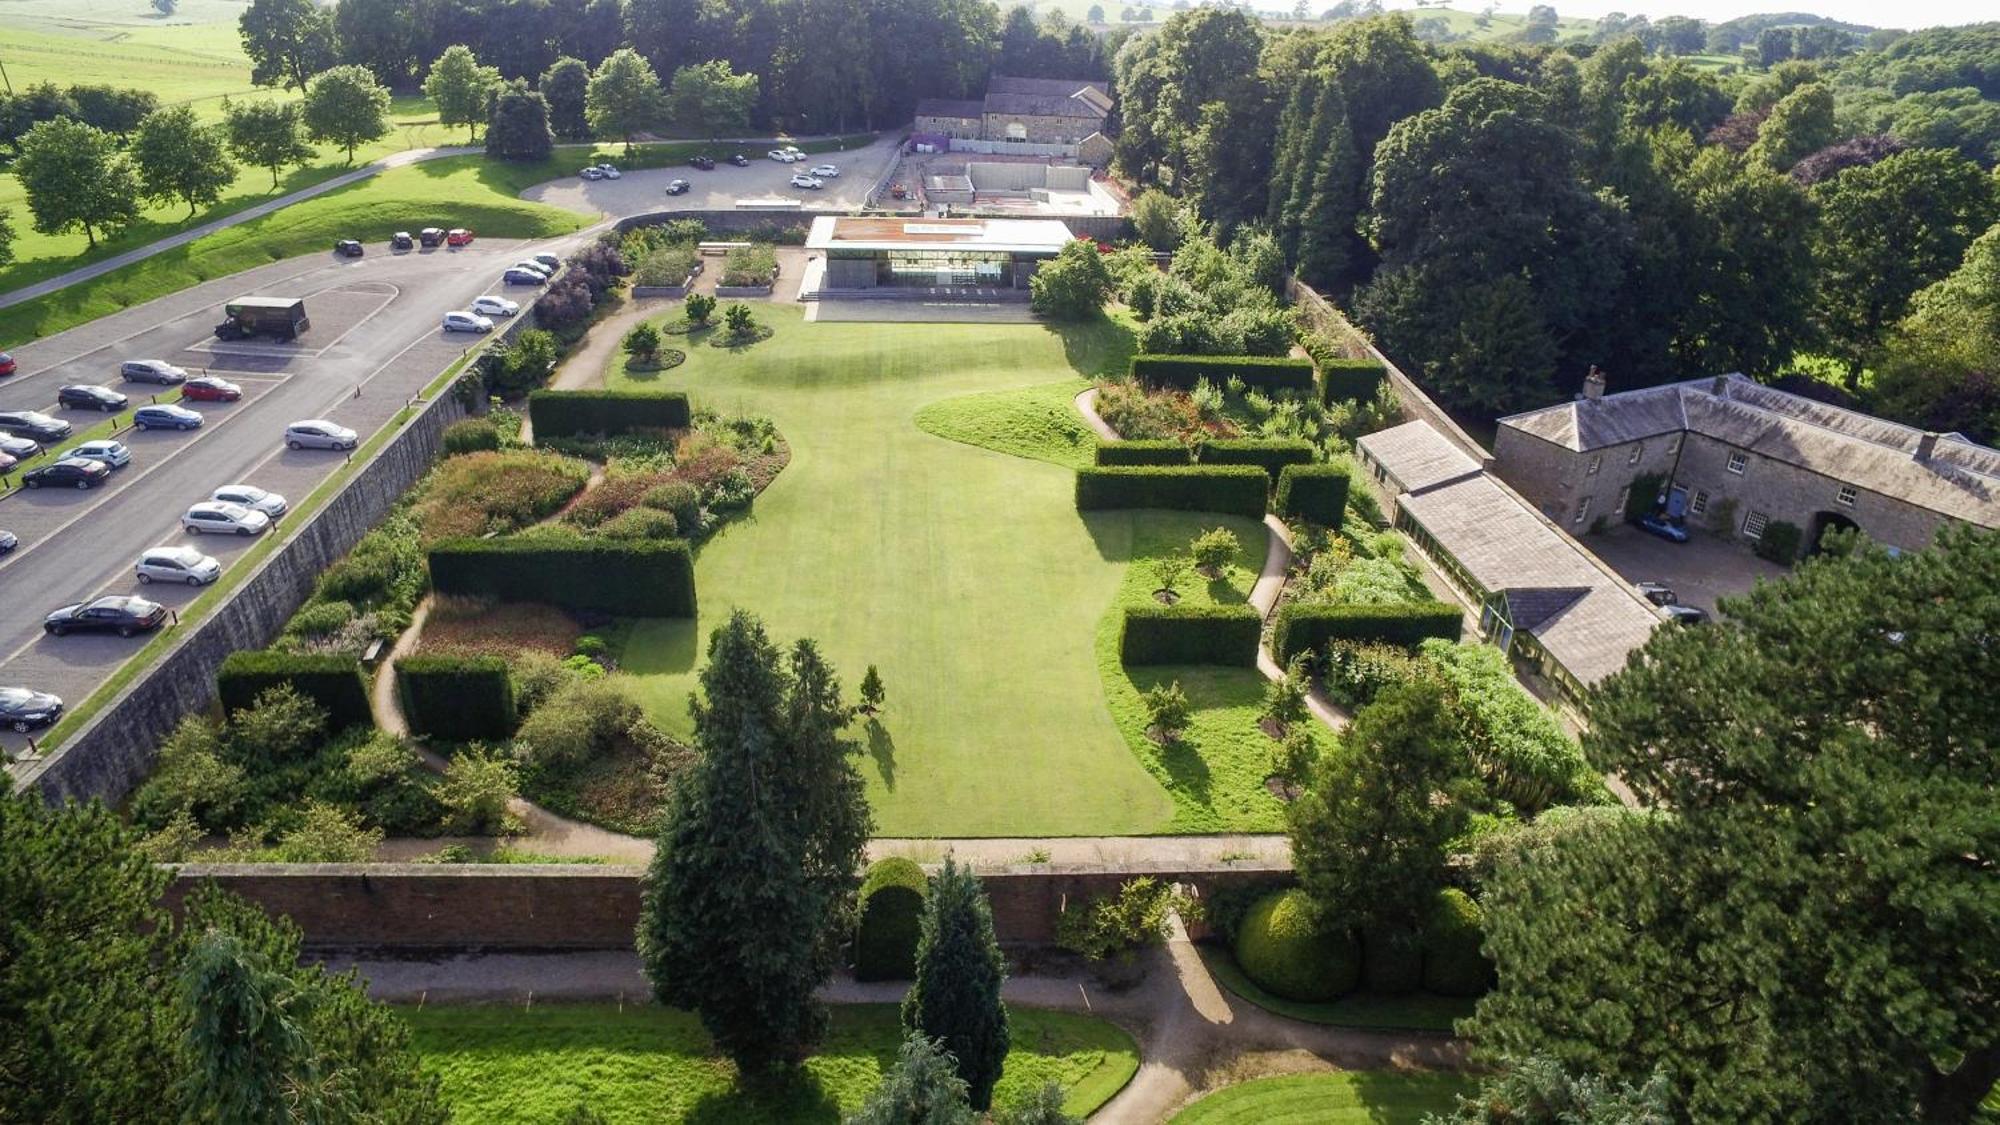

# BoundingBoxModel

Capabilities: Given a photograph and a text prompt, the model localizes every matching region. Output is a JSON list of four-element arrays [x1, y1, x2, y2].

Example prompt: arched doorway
[[1808, 510, 1860, 555], [1004, 121, 1027, 142]]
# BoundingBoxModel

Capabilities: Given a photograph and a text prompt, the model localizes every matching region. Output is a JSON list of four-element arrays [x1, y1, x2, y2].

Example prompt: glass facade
[[868, 249, 1013, 287]]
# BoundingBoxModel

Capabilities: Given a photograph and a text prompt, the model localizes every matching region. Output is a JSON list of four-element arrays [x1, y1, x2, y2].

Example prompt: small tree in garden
[[1271, 726, 1318, 790], [684, 292, 716, 324], [846, 1034, 977, 1125], [1141, 681, 1190, 742], [995, 1084, 1079, 1125], [1152, 553, 1191, 601], [859, 665, 886, 716], [903, 859, 1009, 1111], [622, 321, 662, 364], [723, 302, 757, 340], [1028, 238, 1113, 320], [1189, 527, 1239, 576], [1260, 654, 1311, 735]]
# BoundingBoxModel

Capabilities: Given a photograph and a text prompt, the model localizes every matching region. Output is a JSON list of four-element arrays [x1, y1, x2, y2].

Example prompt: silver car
[[136, 545, 222, 586], [212, 484, 287, 518], [285, 420, 358, 450], [120, 359, 187, 385], [69, 439, 131, 469], [182, 501, 269, 536]]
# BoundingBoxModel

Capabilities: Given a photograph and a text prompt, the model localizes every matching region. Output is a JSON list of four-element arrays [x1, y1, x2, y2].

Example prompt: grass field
[[1197, 944, 1476, 1033], [401, 1002, 1138, 1124], [1169, 1070, 1473, 1125]]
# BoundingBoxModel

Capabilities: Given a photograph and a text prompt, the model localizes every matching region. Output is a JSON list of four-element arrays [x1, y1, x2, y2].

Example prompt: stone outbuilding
[[914, 76, 1112, 146]]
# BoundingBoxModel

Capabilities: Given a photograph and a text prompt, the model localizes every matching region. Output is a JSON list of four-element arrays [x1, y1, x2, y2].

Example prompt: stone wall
[[163, 862, 1291, 950], [982, 113, 1104, 145], [1494, 424, 1685, 531]]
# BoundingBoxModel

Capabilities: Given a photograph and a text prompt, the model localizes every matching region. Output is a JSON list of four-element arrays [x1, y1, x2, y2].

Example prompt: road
[[0, 234, 583, 754]]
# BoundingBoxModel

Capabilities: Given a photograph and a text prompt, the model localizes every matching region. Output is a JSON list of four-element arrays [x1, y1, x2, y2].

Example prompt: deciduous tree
[[667, 59, 758, 138], [14, 117, 140, 249], [586, 48, 664, 153], [541, 56, 592, 141], [486, 79, 556, 162], [1028, 239, 1113, 320], [225, 99, 315, 188], [302, 64, 391, 162], [238, 0, 336, 91], [424, 45, 502, 139], [132, 105, 237, 216]]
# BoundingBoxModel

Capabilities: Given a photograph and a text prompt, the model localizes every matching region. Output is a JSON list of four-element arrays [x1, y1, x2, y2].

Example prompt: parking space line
[[183, 283, 401, 361]]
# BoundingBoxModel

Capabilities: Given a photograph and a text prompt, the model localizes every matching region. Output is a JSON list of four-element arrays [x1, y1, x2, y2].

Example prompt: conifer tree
[[904, 858, 1010, 1111]]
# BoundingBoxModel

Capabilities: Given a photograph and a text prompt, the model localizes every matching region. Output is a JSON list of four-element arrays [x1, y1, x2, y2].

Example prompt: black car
[[23, 458, 109, 490], [0, 686, 62, 732], [728, 153, 749, 166], [43, 595, 168, 638], [665, 178, 690, 195], [336, 239, 364, 257], [0, 435, 37, 460], [0, 410, 70, 443], [419, 227, 446, 247], [391, 231, 414, 250], [690, 154, 715, 170], [503, 267, 548, 286], [1664, 605, 1710, 626], [57, 384, 129, 412]]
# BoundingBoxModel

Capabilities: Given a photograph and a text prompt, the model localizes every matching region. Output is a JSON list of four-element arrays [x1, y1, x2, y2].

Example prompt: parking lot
[[520, 134, 904, 217], [1584, 523, 1789, 616]]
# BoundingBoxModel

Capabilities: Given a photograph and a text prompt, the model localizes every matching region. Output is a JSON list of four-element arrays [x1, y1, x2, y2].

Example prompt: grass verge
[[1168, 1069, 1474, 1124], [1196, 943, 1475, 1034]]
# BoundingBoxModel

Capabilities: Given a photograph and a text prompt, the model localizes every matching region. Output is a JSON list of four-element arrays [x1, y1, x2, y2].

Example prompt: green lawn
[[1197, 944, 1476, 1034], [401, 1002, 1137, 1124], [1169, 1071, 1473, 1125], [608, 306, 1293, 835]]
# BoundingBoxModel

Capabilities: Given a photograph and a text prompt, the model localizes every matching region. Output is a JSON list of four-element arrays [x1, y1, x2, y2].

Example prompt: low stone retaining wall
[[715, 284, 775, 298], [632, 263, 703, 299], [164, 861, 1291, 950]]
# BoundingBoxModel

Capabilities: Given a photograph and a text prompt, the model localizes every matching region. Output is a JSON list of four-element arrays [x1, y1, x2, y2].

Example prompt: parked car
[[809, 163, 840, 178], [43, 595, 168, 638], [120, 359, 187, 385], [510, 260, 553, 278], [0, 529, 14, 554], [790, 173, 823, 190], [780, 145, 804, 159], [285, 420, 358, 450], [579, 165, 604, 181], [212, 484, 287, 518], [68, 440, 131, 470], [391, 231, 414, 250], [1634, 581, 1678, 607], [665, 178, 690, 195], [470, 295, 519, 318], [57, 384, 129, 412], [728, 153, 750, 166], [335, 239, 363, 257], [132, 404, 202, 432], [768, 149, 798, 162], [889, 182, 908, 199], [419, 227, 446, 247], [22, 458, 110, 490], [0, 435, 40, 459], [0, 352, 16, 377], [0, 686, 62, 732], [529, 252, 561, 272], [1664, 605, 1710, 626], [1638, 513, 1690, 543], [136, 545, 221, 587], [594, 163, 621, 179], [690, 154, 715, 170], [0, 411, 70, 443], [503, 267, 547, 286], [0, 451, 16, 473], [182, 375, 243, 402], [447, 228, 474, 247], [182, 500, 269, 537], [442, 310, 494, 334]]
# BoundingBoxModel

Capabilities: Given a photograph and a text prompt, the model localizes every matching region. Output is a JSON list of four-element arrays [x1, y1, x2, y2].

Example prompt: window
[[1689, 489, 1710, 516], [1743, 510, 1768, 540], [1628, 443, 1644, 465], [1574, 496, 1593, 524], [1727, 452, 1748, 475], [1614, 488, 1627, 516], [1837, 485, 1857, 507], [1587, 454, 1602, 476]]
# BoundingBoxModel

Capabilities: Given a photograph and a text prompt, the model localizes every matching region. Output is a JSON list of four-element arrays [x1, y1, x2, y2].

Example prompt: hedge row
[[1131, 354, 1316, 395], [216, 651, 373, 732], [1120, 604, 1263, 667], [1275, 463, 1351, 528], [853, 857, 928, 982], [1320, 358, 1387, 405], [396, 654, 516, 742], [1203, 438, 1316, 483], [1094, 440, 1193, 466], [1236, 887, 1492, 1002], [528, 389, 691, 438], [1272, 602, 1463, 663], [428, 536, 696, 617], [1074, 466, 1268, 520]]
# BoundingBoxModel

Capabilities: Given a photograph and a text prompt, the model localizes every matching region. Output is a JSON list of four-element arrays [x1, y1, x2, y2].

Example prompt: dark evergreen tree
[[487, 80, 555, 162], [541, 56, 592, 141], [903, 859, 1010, 1112]]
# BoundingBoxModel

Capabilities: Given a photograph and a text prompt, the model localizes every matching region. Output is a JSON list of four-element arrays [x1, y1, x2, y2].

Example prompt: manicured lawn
[[1197, 944, 1476, 1034], [1169, 1070, 1473, 1124], [610, 305, 1299, 835], [402, 1002, 1137, 1124], [911, 378, 1100, 469]]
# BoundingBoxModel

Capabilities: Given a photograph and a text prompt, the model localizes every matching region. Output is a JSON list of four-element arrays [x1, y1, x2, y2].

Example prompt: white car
[[790, 174, 823, 189], [510, 260, 553, 278], [285, 420, 358, 450], [442, 310, 494, 334], [69, 439, 131, 469], [528, 253, 561, 272], [212, 484, 287, 518], [181, 501, 270, 537], [768, 149, 798, 162], [809, 163, 840, 178], [136, 545, 221, 587], [781, 145, 805, 159], [470, 295, 520, 318], [595, 163, 621, 179]]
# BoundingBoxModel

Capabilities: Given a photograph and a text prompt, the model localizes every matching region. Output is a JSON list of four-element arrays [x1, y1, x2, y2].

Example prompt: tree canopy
[[301, 64, 391, 161]]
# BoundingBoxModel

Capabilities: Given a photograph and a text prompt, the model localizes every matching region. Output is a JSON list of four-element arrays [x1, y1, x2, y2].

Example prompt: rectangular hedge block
[[529, 389, 692, 438], [217, 651, 373, 732], [396, 654, 517, 742], [1273, 603, 1464, 663], [1130, 355, 1316, 396], [1321, 358, 1387, 405], [1120, 604, 1263, 666], [1203, 439, 1317, 483], [429, 536, 696, 617], [1074, 466, 1269, 520], [1095, 440, 1194, 466], [1275, 462, 1352, 529]]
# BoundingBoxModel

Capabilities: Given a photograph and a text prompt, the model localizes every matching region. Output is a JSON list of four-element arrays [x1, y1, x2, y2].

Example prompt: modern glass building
[[806, 216, 1076, 290]]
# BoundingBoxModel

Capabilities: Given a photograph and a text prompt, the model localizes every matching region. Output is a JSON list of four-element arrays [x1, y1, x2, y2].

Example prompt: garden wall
[[162, 861, 1291, 949]]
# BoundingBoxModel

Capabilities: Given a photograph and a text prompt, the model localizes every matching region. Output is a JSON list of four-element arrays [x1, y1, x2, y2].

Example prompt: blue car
[[1638, 514, 1689, 543], [133, 404, 203, 432]]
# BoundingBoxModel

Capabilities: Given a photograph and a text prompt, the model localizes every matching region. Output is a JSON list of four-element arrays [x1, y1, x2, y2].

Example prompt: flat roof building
[[805, 216, 1075, 292]]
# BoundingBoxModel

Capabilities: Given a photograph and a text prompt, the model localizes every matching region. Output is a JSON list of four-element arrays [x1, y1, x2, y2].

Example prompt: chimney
[[1582, 366, 1606, 402], [1711, 375, 1730, 397], [1916, 432, 1940, 462]]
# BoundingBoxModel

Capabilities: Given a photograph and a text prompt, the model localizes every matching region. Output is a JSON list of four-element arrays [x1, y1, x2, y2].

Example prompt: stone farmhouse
[[914, 75, 1114, 148], [1493, 370, 2000, 559]]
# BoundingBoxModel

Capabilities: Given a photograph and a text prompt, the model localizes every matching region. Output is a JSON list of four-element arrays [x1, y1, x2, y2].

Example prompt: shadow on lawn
[[1052, 315, 1137, 379], [682, 1067, 844, 1123], [865, 718, 896, 791]]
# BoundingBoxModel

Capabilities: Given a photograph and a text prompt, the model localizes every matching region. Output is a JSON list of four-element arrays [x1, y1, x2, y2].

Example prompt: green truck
[[215, 296, 310, 342]]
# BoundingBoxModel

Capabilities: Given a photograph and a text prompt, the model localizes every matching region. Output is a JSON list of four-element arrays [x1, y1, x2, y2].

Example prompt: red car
[[446, 228, 474, 247], [0, 352, 15, 377], [181, 375, 243, 402]]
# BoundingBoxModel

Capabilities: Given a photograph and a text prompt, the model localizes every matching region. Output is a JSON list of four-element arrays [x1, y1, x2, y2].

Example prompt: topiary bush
[[1075, 466, 1268, 519], [395, 654, 516, 742], [1318, 357, 1387, 405], [1234, 888, 1360, 1002], [1422, 888, 1495, 998], [1361, 923, 1423, 995], [442, 418, 501, 456], [1274, 462, 1351, 528], [528, 389, 692, 438], [216, 651, 372, 732], [853, 856, 929, 982], [1119, 605, 1261, 666], [428, 535, 695, 617]]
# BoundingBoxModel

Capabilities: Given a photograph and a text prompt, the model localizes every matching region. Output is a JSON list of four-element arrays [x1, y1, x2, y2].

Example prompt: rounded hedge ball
[[1422, 887, 1494, 998], [853, 856, 928, 982], [1234, 888, 1360, 1002]]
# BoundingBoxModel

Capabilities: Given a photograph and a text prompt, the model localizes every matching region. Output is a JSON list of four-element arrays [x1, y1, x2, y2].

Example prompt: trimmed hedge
[[1095, 440, 1194, 466], [1422, 889, 1494, 998], [1120, 604, 1262, 667], [1131, 354, 1316, 395], [1274, 463, 1351, 528], [853, 857, 928, 982], [528, 389, 691, 438], [1361, 924, 1423, 996], [1234, 888, 1360, 1002], [1320, 357, 1387, 405], [1273, 602, 1462, 663], [1203, 438, 1316, 483], [428, 536, 696, 617], [216, 651, 372, 732], [441, 418, 500, 455], [1075, 466, 1268, 520], [396, 654, 516, 742]]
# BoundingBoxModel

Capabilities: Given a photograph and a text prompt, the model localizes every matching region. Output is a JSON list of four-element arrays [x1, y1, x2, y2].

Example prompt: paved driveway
[[1584, 524, 1789, 616], [521, 134, 903, 218]]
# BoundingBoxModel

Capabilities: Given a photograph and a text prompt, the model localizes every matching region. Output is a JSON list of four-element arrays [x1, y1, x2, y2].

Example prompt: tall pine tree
[[903, 858, 1011, 1111]]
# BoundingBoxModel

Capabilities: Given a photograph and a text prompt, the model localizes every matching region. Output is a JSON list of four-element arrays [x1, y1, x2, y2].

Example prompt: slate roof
[[981, 75, 1113, 120], [915, 98, 984, 119], [1498, 373, 2000, 528], [1357, 420, 1484, 495]]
